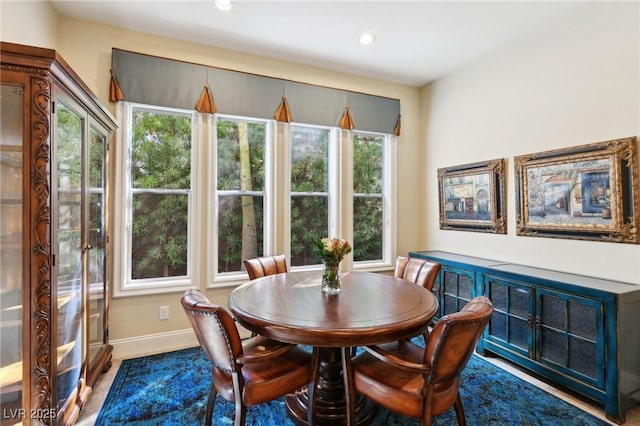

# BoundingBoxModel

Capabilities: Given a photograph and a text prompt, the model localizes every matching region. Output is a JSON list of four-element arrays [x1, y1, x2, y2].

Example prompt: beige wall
[[0, 1, 58, 48], [1, 2, 423, 353], [54, 19, 422, 348], [422, 2, 640, 283], [2, 1, 639, 356]]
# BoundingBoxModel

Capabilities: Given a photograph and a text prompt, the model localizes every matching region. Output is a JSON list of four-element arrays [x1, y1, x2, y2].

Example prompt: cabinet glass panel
[[443, 294, 458, 315], [88, 126, 107, 363], [0, 83, 24, 415], [489, 281, 507, 310], [510, 287, 529, 317], [540, 293, 565, 329], [55, 102, 85, 410], [537, 291, 600, 382], [540, 327, 565, 365], [443, 270, 457, 294], [458, 274, 472, 299], [568, 301, 597, 340], [569, 335, 597, 378], [441, 268, 472, 316], [486, 277, 531, 353], [489, 311, 506, 340], [508, 314, 529, 349]]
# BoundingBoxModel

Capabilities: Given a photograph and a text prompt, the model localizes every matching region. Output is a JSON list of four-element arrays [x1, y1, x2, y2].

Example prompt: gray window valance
[[111, 48, 401, 134]]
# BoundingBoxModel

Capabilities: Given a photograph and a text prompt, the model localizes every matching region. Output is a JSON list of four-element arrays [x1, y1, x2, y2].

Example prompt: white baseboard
[[110, 329, 198, 360]]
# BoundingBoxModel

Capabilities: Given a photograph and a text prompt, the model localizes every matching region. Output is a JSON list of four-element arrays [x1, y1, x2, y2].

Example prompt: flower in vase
[[313, 237, 352, 264]]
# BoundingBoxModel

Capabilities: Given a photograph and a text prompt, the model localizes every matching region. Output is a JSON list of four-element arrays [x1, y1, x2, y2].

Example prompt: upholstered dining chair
[[243, 254, 288, 280], [351, 296, 493, 426], [396, 255, 442, 336], [351, 256, 441, 356], [242, 254, 288, 337], [394, 256, 441, 292], [181, 289, 312, 426]]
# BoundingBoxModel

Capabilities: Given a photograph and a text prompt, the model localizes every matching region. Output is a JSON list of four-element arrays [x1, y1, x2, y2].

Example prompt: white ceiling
[[49, 0, 583, 87]]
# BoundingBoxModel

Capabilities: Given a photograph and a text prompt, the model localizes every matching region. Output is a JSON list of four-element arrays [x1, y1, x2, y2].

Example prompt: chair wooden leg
[[232, 373, 246, 426], [206, 381, 217, 426], [234, 402, 246, 426], [422, 386, 434, 426], [453, 392, 466, 426]]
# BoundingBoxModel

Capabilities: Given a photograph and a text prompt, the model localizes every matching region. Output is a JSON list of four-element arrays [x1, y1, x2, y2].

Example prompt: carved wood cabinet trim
[[1, 42, 116, 425]]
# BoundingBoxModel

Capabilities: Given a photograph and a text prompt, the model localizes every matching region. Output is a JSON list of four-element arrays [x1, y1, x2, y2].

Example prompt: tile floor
[[76, 354, 640, 425]]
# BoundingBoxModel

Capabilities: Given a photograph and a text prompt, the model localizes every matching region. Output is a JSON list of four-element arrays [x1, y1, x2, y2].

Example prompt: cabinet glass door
[[54, 101, 85, 410], [536, 289, 604, 388], [87, 126, 107, 363], [439, 267, 473, 318], [0, 83, 25, 417], [484, 275, 533, 357]]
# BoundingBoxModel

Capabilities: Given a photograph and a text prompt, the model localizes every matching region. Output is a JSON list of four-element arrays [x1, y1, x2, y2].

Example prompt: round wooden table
[[228, 270, 439, 426]]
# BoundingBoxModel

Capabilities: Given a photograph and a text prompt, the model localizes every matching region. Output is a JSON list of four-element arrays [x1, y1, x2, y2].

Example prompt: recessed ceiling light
[[214, 0, 232, 11], [358, 33, 375, 46]]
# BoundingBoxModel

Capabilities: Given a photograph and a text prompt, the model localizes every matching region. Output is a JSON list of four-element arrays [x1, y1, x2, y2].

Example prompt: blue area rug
[[95, 343, 609, 425]]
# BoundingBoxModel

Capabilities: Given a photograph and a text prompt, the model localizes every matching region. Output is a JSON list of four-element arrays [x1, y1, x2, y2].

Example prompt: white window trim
[[112, 104, 397, 295], [383, 135, 398, 268], [112, 102, 200, 297], [341, 129, 354, 271], [206, 114, 276, 286], [350, 131, 397, 272], [285, 124, 340, 272]]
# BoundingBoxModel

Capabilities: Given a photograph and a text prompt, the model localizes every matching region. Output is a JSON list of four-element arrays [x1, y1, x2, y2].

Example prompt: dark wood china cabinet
[[1, 42, 116, 425]]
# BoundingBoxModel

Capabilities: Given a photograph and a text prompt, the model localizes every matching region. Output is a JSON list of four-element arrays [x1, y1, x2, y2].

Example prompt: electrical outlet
[[159, 305, 170, 320]]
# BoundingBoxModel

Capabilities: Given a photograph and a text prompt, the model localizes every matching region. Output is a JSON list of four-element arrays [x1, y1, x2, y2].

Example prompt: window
[[113, 104, 197, 296], [289, 125, 335, 267], [114, 104, 395, 296], [353, 132, 385, 262], [213, 116, 270, 278]]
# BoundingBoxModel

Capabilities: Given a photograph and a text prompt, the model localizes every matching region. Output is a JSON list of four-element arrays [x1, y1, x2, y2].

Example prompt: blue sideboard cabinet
[[409, 250, 640, 424]]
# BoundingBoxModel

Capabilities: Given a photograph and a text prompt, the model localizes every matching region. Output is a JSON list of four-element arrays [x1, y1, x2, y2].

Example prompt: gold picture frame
[[438, 158, 507, 234], [514, 136, 639, 243]]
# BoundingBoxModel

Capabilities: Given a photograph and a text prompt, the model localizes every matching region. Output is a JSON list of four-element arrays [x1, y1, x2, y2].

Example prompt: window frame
[[206, 114, 276, 285], [113, 102, 200, 297], [284, 124, 341, 271], [113, 104, 396, 296], [349, 130, 397, 271]]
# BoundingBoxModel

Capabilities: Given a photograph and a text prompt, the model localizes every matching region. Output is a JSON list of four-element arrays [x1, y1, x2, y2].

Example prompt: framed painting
[[514, 136, 639, 243], [438, 158, 506, 233]]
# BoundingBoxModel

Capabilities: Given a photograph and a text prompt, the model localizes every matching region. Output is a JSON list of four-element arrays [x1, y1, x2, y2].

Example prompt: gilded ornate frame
[[514, 137, 639, 243], [438, 158, 507, 234]]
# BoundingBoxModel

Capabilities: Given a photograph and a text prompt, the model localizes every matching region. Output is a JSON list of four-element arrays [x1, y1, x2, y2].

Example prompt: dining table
[[228, 269, 439, 426]]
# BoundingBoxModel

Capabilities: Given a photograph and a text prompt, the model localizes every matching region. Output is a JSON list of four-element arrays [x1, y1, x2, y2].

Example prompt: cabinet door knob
[[85, 244, 93, 251]]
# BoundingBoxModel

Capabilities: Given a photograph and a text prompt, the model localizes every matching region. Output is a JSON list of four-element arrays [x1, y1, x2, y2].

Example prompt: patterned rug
[[95, 343, 609, 425]]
